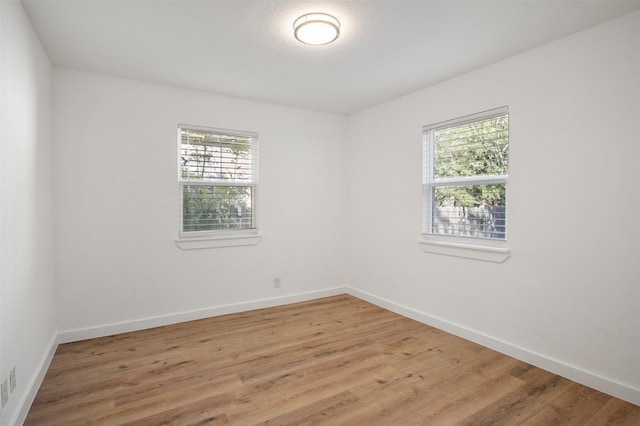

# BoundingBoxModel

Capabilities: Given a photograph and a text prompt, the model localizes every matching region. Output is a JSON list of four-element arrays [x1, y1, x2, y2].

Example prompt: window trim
[[421, 107, 510, 262], [176, 232, 261, 250], [176, 125, 260, 249]]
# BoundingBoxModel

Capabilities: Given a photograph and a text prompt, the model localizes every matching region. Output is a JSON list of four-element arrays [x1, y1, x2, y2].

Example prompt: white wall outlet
[[273, 277, 281, 288], [1, 379, 8, 408], [9, 367, 16, 393]]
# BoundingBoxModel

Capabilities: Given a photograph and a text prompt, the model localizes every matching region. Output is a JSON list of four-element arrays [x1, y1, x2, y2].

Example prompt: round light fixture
[[293, 13, 340, 45]]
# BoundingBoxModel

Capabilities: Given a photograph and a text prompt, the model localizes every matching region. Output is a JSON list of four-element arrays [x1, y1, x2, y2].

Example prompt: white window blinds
[[178, 125, 258, 235], [180, 129, 255, 183], [423, 107, 509, 240]]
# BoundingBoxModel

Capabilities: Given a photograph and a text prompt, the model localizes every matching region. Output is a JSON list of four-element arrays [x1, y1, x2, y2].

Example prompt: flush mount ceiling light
[[293, 13, 340, 45]]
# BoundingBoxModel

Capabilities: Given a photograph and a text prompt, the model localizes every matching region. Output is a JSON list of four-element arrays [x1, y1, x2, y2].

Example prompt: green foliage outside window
[[182, 185, 252, 232], [433, 115, 508, 207]]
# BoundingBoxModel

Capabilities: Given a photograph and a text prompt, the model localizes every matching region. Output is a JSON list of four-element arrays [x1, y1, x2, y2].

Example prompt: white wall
[[52, 69, 348, 336], [0, 1, 57, 424], [347, 11, 640, 403]]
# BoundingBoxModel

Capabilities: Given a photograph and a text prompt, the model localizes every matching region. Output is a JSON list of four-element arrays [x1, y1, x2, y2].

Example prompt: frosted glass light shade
[[293, 13, 340, 45]]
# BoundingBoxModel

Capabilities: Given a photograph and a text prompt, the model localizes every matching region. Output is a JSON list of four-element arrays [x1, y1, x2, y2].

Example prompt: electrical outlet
[[273, 277, 281, 288], [1, 379, 8, 408], [9, 367, 16, 393]]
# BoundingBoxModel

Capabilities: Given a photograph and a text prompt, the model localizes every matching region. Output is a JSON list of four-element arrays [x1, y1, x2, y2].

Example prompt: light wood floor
[[26, 295, 640, 425]]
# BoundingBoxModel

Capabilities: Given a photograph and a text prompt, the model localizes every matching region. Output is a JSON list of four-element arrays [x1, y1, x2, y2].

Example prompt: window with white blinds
[[422, 107, 509, 241], [178, 125, 258, 237]]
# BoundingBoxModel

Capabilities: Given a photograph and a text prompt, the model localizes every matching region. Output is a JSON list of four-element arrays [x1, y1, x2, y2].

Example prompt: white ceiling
[[23, 0, 640, 115]]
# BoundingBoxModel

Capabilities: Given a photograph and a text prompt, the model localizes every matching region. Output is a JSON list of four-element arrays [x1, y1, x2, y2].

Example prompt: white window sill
[[419, 239, 510, 263], [176, 233, 261, 250]]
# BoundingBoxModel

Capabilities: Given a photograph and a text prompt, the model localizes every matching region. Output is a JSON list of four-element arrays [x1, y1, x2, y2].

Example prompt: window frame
[[420, 107, 510, 262], [176, 124, 260, 249]]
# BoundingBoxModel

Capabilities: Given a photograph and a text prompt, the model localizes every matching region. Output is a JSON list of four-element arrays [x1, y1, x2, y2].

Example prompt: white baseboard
[[12, 332, 58, 426], [40, 285, 640, 412], [58, 287, 347, 344], [346, 286, 640, 406]]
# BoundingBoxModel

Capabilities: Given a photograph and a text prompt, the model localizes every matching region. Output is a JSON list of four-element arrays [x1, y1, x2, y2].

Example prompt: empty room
[[1, 0, 639, 424]]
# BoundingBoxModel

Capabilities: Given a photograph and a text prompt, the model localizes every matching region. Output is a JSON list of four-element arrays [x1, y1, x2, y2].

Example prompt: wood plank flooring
[[25, 295, 640, 425]]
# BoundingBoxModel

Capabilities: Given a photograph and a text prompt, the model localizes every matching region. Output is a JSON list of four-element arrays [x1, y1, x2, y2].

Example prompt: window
[[421, 107, 509, 261], [177, 125, 259, 247]]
